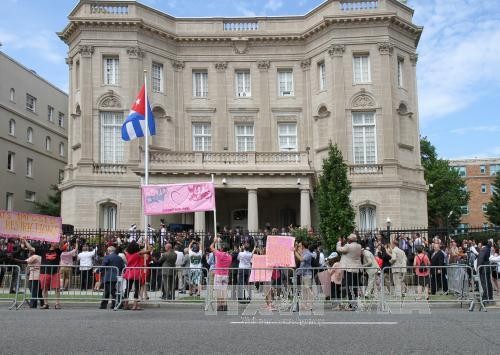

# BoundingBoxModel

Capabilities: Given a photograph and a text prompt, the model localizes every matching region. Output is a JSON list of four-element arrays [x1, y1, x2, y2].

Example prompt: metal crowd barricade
[[204, 267, 297, 314], [380, 264, 475, 313], [115, 266, 209, 310], [298, 266, 382, 313], [477, 264, 500, 311], [0, 265, 21, 309], [16, 265, 120, 310]]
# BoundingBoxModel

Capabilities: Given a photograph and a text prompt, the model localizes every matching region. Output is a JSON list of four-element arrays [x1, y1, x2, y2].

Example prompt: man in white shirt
[[78, 246, 96, 291], [237, 245, 253, 301], [174, 245, 186, 294]]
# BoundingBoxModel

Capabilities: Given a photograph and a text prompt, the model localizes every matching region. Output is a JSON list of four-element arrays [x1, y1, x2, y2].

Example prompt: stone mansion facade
[[58, 0, 427, 231]]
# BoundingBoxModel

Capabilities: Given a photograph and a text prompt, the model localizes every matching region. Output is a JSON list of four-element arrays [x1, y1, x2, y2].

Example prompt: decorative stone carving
[[314, 105, 331, 121], [78, 45, 94, 57], [215, 62, 228, 71], [65, 57, 73, 69], [127, 46, 144, 58], [257, 60, 270, 71], [300, 58, 311, 70], [352, 94, 375, 108], [378, 42, 394, 55], [171, 60, 185, 71], [328, 44, 345, 57], [100, 96, 121, 108], [409, 53, 418, 66], [232, 39, 249, 54]]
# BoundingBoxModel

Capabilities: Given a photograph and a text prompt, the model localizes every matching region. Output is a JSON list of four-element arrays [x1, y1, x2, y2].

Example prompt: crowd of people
[[1, 225, 499, 311]]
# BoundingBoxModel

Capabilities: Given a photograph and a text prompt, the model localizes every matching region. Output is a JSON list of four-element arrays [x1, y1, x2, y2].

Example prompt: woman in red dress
[[122, 241, 151, 310]]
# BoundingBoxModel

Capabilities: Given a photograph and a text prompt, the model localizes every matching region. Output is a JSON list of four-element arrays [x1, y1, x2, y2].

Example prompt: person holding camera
[[336, 234, 362, 310]]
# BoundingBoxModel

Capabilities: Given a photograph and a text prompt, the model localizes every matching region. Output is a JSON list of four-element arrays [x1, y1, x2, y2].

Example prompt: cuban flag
[[121, 85, 156, 141]]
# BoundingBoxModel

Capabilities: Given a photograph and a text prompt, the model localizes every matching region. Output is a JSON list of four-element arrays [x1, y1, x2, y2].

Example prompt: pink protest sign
[[265, 235, 296, 267], [0, 210, 61, 243], [142, 182, 215, 215], [249, 255, 272, 282]]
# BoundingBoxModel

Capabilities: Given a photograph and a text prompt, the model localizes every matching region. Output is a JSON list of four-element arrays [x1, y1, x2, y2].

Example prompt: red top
[[214, 250, 232, 276], [414, 253, 431, 277], [123, 252, 145, 281]]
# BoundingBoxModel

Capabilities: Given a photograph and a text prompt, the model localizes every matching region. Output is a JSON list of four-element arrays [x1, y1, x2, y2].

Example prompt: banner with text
[[249, 255, 272, 282], [142, 182, 215, 215], [0, 210, 62, 243], [265, 235, 296, 267]]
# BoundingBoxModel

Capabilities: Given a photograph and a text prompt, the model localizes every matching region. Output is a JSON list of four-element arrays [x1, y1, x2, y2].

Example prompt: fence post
[[98, 228, 102, 249]]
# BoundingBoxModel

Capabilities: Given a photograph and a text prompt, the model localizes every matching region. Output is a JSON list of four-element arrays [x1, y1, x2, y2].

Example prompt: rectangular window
[[26, 94, 37, 112], [192, 123, 211, 151], [490, 164, 500, 176], [152, 62, 164, 93], [6, 193, 14, 211], [481, 184, 487, 193], [480, 165, 486, 174], [7, 152, 15, 172], [26, 158, 33, 177], [103, 57, 119, 85], [192, 70, 208, 97], [278, 123, 297, 151], [100, 111, 124, 163], [482, 204, 488, 213], [235, 124, 255, 152], [318, 62, 326, 91], [278, 69, 294, 96], [58, 112, 65, 128], [397, 57, 404, 87], [25, 191, 36, 202], [235, 70, 251, 97], [353, 54, 370, 84], [48, 106, 54, 122], [455, 166, 466, 177], [460, 205, 469, 215], [352, 112, 377, 164], [59, 169, 65, 183]]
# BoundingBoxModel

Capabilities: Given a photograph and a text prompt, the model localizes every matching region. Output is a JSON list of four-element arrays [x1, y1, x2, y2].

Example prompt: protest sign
[[249, 255, 272, 282], [265, 235, 295, 267], [0, 210, 62, 243]]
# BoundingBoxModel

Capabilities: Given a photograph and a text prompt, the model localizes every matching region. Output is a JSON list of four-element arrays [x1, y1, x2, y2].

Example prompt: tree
[[315, 142, 355, 250], [420, 137, 469, 228], [486, 174, 500, 225], [33, 184, 61, 217]]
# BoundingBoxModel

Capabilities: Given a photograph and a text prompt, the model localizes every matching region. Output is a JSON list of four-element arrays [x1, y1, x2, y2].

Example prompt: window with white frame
[[6, 193, 14, 211], [152, 62, 164, 93], [27, 127, 33, 143], [10, 88, 15, 102], [7, 152, 15, 172], [26, 94, 36, 112], [397, 57, 404, 87], [359, 205, 376, 230], [455, 166, 466, 177], [460, 205, 469, 215], [480, 165, 486, 174], [192, 123, 212, 151], [25, 190, 36, 202], [318, 62, 326, 91], [48, 106, 54, 122], [481, 184, 487, 193], [103, 57, 119, 85], [278, 69, 294, 96], [482, 204, 488, 213], [278, 123, 297, 151], [352, 112, 377, 164], [59, 142, 65, 157], [490, 164, 500, 176], [45, 136, 51, 151], [58, 112, 64, 128], [100, 111, 124, 163], [101, 203, 117, 230], [26, 158, 33, 177], [192, 70, 208, 97], [353, 54, 370, 84], [235, 124, 255, 152], [8, 119, 15, 136], [235, 70, 251, 97]]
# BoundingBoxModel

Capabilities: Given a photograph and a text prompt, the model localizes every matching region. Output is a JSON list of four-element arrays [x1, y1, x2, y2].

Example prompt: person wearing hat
[[336, 233, 362, 309]]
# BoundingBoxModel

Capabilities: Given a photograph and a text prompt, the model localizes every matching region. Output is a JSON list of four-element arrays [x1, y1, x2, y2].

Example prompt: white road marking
[[230, 321, 398, 325]]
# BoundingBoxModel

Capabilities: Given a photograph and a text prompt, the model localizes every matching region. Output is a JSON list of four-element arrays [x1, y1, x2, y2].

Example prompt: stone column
[[328, 44, 346, 151], [172, 60, 185, 150], [78, 45, 94, 164], [300, 188, 311, 228], [215, 62, 228, 150], [378, 42, 396, 163], [194, 211, 206, 233], [409, 53, 420, 161], [65, 57, 74, 166], [247, 188, 258, 232], [300, 59, 312, 151], [257, 60, 271, 151]]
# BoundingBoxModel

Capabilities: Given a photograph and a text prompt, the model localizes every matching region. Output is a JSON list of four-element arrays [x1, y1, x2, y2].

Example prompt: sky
[[1, 0, 499, 160]]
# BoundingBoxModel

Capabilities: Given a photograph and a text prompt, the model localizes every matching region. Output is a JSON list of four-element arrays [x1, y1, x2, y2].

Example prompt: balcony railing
[[223, 22, 259, 31], [349, 164, 384, 175], [93, 163, 128, 175]]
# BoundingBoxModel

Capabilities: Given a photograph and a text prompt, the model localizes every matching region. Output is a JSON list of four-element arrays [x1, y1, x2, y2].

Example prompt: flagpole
[[143, 69, 149, 247], [211, 174, 217, 243]]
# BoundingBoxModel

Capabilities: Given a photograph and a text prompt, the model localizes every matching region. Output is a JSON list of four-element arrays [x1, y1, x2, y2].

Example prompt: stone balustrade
[[92, 163, 128, 175], [340, 0, 379, 11], [90, 4, 129, 15], [223, 22, 259, 31], [349, 164, 384, 175]]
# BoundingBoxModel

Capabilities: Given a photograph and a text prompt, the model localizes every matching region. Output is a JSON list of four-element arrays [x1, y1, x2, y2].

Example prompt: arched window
[[27, 127, 33, 143], [359, 205, 376, 231], [101, 203, 117, 230], [10, 88, 15, 102], [8, 119, 16, 136], [59, 142, 65, 156], [45, 136, 51, 151]]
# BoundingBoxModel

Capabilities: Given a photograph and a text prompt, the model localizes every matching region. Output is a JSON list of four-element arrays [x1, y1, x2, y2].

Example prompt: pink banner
[[0, 210, 61, 243], [265, 235, 296, 267], [142, 182, 215, 215], [249, 255, 272, 282]]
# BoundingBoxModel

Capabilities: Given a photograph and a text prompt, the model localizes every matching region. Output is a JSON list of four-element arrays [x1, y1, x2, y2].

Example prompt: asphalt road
[[1, 305, 499, 354]]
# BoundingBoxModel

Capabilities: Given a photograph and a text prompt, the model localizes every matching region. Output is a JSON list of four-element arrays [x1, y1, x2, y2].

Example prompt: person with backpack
[[413, 246, 430, 300]]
